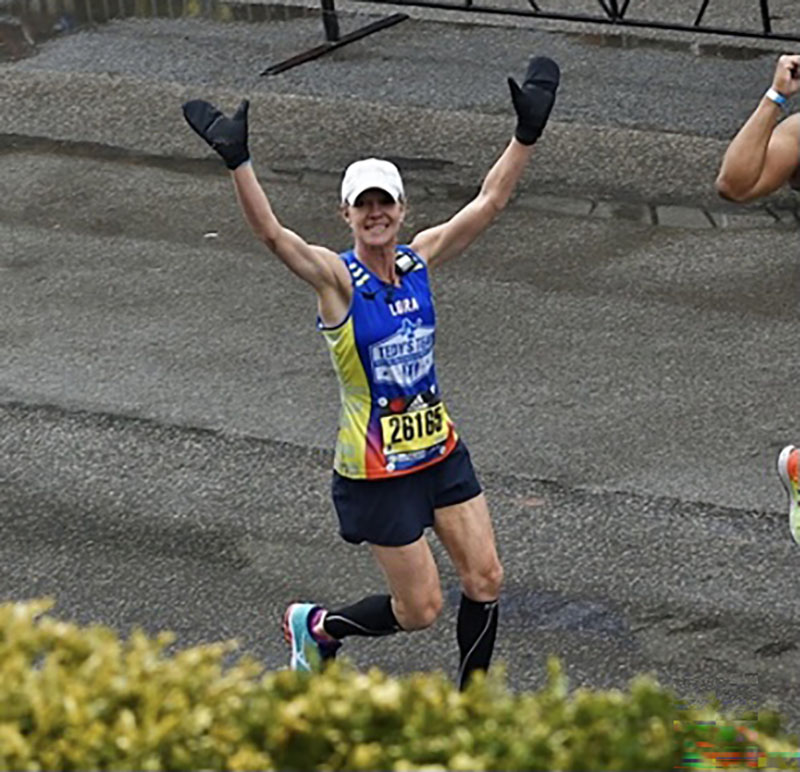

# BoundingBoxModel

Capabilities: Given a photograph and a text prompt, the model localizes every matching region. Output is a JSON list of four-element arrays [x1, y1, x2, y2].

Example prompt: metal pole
[[759, 0, 772, 35], [596, 0, 610, 19], [320, 0, 340, 42], [596, 0, 616, 21], [693, 0, 710, 26], [263, 12, 407, 75]]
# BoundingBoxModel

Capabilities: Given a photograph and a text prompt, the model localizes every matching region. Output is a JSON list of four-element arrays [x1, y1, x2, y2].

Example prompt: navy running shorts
[[331, 439, 483, 547]]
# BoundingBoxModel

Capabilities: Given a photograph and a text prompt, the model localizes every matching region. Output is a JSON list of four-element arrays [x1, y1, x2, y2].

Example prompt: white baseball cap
[[340, 158, 405, 205]]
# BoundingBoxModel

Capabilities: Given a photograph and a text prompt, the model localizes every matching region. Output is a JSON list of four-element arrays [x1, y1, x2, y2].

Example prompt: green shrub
[[0, 599, 796, 771]]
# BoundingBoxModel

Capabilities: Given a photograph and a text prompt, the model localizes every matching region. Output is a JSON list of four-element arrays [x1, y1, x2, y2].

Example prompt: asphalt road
[[3, 0, 800, 732]]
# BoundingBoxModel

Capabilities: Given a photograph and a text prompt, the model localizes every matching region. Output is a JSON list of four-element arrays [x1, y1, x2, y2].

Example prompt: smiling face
[[342, 188, 406, 249]]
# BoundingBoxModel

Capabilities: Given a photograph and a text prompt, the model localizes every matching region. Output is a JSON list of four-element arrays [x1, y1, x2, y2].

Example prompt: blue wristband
[[765, 87, 788, 108]]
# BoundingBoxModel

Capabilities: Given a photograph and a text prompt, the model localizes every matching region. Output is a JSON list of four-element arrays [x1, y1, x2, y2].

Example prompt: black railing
[[4, 0, 794, 75], [363, 0, 794, 41], [261, 0, 798, 75]]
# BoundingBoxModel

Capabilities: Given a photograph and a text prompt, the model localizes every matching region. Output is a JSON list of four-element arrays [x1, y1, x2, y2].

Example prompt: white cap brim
[[341, 158, 405, 205]]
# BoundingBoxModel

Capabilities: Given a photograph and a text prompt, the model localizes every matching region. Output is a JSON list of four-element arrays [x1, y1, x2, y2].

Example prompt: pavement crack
[[755, 640, 798, 658], [0, 132, 224, 176], [666, 617, 722, 635], [629, 611, 675, 633]]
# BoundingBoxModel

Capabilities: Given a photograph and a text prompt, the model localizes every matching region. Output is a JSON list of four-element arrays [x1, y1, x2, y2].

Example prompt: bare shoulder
[[781, 112, 800, 130], [309, 243, 346, 267], [774, 112, 800, 158], [407, 226, 437, 264], [311, 244, 353, 294], [309, 242, 353, 288], [772, 114, 800, 183], [777, 112, 800, 143]]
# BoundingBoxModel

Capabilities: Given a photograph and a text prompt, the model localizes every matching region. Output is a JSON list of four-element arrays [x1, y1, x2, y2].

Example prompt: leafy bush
[[0, 599, 796, 771]]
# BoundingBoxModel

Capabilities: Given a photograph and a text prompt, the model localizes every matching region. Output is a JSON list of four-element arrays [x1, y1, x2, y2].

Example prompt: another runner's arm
[[410, 55, 560, 269], [716, 54, 800, 202], [716, 110, 800, 202]]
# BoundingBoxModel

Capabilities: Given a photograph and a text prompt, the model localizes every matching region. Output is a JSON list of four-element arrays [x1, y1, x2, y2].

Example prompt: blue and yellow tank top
[[319, 245, 458, 479]]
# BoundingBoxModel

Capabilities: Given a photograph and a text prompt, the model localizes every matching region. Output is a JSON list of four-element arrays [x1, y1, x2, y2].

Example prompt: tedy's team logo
[[370, 318, 434, 388]]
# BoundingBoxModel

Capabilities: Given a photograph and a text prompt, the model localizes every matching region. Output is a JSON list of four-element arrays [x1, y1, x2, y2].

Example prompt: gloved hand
[[508, 56, 560, 145], [182, 99, 250, 170]]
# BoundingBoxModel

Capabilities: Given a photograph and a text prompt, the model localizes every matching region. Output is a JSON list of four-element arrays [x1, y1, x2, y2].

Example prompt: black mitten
[[182, 99, 250, 170], [508, 56, 560, 145]]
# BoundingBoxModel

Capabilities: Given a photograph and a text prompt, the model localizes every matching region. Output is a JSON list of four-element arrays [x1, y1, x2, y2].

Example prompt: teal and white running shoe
[[282, 602, 340, 672], [777, 445, 800, 544]]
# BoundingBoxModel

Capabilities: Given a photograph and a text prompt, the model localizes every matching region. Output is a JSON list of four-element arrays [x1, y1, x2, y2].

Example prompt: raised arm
[[410, 56, 559, 268], [715, 54, 800, 202], [230, 160, 344, 291], [182, 99, 349, 300]]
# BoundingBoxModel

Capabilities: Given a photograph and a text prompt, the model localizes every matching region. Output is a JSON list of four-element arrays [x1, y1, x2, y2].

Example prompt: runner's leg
[[434, 492, 503, 689]]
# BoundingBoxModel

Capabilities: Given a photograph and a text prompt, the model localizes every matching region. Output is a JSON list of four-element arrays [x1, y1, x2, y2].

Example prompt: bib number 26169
[[381, 404, 447, 454]]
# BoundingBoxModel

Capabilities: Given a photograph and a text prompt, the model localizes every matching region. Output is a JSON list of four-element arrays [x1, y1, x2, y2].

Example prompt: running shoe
[[282, 602, 340, 672], [777, 445, 800, 544]]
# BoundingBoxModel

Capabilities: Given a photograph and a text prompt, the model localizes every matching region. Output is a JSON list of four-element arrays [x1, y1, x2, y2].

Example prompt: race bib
[[380, 403, 448, 455]]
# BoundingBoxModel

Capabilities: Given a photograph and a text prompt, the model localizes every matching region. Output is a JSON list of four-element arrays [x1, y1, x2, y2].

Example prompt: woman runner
[[182, 54, 560, 687]]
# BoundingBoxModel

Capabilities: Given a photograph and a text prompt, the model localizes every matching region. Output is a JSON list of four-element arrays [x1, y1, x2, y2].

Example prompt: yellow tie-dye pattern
[[321, 317, 371, 478]]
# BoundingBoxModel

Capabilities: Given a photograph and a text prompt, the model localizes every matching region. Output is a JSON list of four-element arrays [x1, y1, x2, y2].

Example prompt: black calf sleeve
[[457, 593, 499, 690], [323, 594, 402, 639]]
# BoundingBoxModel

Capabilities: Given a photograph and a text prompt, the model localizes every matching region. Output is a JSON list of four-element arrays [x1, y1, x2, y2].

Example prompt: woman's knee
[[462, 558, 504, 601], [394, 590, 444, 631]]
